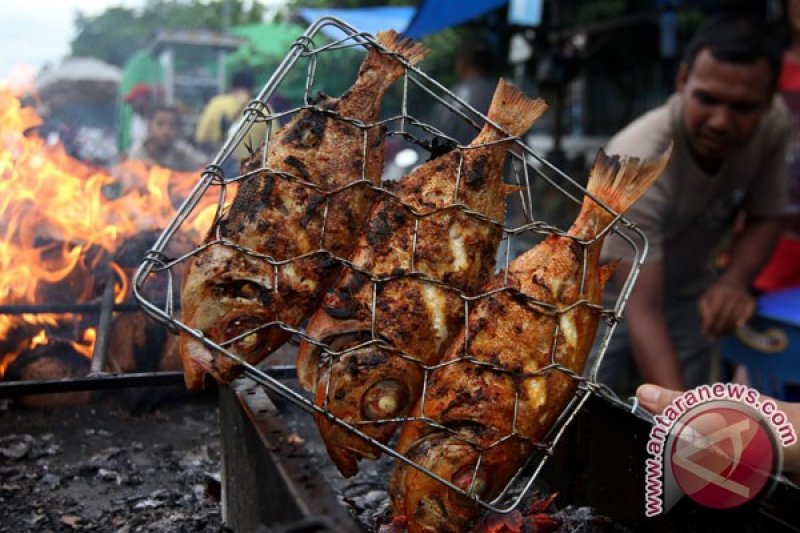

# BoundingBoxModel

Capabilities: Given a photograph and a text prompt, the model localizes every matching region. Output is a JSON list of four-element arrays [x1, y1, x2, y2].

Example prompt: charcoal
[[0, 434, 33, 460], [0, 398, 222, 532]]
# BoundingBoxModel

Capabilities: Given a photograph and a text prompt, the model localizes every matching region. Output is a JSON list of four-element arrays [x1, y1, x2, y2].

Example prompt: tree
[[70, 0, 266, 67]]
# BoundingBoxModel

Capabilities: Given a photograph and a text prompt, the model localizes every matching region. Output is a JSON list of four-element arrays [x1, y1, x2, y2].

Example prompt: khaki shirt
[[602, 93, 789, 299]]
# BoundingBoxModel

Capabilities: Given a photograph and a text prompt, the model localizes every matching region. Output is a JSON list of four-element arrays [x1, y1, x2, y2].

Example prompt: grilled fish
[[296, 79, 547, 476], [389, 148, 671, 533], [180, 31, 428, 390]]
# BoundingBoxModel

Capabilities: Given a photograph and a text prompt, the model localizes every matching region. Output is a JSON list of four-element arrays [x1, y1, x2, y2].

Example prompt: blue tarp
[[759, 288, 800, 327], [403, 0, 508, 38], [298, 6, 416, 40]]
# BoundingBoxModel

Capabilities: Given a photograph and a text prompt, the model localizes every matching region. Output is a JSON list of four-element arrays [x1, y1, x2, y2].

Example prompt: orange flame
[[0, 87, 220, 377]]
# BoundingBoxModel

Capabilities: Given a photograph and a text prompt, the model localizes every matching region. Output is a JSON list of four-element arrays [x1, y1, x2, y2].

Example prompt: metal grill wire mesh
[[133, 18, 648, 515]]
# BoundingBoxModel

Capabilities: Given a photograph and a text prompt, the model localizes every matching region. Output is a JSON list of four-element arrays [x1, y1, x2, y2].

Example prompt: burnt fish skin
[[296, 79, 547, 477], [180, 31, 428, 391], [390, 148, 671, 533]]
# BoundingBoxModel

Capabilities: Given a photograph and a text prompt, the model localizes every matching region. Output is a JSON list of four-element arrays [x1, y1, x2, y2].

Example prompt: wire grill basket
[[133, 17, 649, 518]]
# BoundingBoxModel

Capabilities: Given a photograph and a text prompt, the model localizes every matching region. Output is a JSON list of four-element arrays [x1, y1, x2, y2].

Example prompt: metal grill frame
[[133, 16, 650, 517]]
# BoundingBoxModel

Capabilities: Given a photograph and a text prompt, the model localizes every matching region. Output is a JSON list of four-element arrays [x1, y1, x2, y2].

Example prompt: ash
[[0, 395, 224, 532]]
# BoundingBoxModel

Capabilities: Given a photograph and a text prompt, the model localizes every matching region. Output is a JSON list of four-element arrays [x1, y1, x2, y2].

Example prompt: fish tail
[[483, 78, 547, 139], [585, 145, 671, 216], [375, 30, 429, 67]]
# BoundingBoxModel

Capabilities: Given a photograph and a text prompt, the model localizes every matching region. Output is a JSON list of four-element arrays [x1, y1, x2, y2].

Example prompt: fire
[[0, 86, 222, 377], [30, 330, 48, 350]]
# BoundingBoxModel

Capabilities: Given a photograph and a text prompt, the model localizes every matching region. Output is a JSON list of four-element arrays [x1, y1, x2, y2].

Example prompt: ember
[[471, 493, 616, 533], [0, 87, 221, 381]]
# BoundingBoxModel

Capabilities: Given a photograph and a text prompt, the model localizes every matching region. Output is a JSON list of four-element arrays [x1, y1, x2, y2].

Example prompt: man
[[595, 18, 789, 395], [128, 106, 206, 171], [119, 84, 162, 155]]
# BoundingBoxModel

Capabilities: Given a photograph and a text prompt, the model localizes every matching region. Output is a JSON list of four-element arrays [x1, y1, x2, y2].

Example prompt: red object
[[378, 515, 407, 533], [753, 236, 800, 293], [523, 514, 561, 532], [472, 510, 523, 533], [471, 493, 561, 533], [124, 83, 155, 103], [780, 54, 800, 92], [670, 406, 775, 509], [527, 492, 558, 513]]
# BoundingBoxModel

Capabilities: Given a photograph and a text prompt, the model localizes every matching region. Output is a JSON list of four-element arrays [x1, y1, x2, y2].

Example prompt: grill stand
[[540, 393, 800, 532], [220, 378, 361, 532]]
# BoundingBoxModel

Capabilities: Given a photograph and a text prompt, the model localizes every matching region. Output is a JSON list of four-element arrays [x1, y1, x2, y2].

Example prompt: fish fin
[[586, 144, 672, 215], [599, 261, 618, 288], [375, 30, 429, 67], [503, 183, 524, 196], [485, 78, 547, 138]]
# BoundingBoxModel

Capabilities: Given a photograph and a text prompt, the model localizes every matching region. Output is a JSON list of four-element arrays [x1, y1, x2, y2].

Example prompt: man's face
[[148, 110, 178, 150], [677, 48, 773, 168], [131, 94, 151, 115]]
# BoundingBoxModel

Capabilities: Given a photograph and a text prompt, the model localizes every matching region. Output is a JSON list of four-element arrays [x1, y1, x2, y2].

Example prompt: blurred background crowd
[[6, 0, 786, 174], [3, 0, 800, 401]]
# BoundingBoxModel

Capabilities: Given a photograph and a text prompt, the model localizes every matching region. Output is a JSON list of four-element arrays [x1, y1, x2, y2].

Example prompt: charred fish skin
[[391, 148, 671, 533], [297, 80, 548, 477], [179, 31, 429, 391]]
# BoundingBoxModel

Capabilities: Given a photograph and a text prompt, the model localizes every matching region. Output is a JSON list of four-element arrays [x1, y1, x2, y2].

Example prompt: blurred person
[[592, 18, 789, 396], [128, 105, 206, 172], [119, 84, 161, 156], [753, 0, 800, 292], [432, 37, 497, 145], [194, 70, 256, 152]]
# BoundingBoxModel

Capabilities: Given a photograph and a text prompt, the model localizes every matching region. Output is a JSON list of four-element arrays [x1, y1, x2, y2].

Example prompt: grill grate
[[133, 17, 649, 517]]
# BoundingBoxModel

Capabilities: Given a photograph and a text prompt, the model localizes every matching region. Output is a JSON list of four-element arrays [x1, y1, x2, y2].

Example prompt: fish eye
[[219, 280, 266, 301], [223, 316, 265, 354], [361, 379, 409, 420], [238, 281, 262, 299]]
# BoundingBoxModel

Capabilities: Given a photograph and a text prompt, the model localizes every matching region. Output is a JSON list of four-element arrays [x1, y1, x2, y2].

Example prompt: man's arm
[[616, 260, 685, 390], [698, 215, 782, 338]]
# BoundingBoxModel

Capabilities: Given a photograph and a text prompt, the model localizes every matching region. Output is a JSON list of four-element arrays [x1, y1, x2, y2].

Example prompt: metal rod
[[90, 270, 116, 374], [0, 366, 297, 397], [0, 303, 143, 315], [0, 372, 185, 397]]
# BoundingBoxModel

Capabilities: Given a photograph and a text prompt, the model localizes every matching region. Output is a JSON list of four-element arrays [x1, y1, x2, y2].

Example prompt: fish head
[[399, 429, 495, 533], [180, 245, 288, 388], [314, 341, 421, 476]]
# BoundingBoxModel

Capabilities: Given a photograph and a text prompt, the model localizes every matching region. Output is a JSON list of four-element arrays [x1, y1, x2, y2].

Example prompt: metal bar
[[0, 366, 298, 397], [0, 303, 143, 315], [90, 270, 116, 374], [0, 372, 186, 397], [220, 382, 361, 531]]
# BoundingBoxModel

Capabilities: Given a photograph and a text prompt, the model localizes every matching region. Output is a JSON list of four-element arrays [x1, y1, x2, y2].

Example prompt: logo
[[644, 383, 796, 517]]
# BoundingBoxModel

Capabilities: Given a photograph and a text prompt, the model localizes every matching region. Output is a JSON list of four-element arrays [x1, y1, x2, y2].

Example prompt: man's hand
[[637, 384, 800, 479], [698, 214, 781, 339], [698, 281, 755, 339], [636, 384, 682, 413]]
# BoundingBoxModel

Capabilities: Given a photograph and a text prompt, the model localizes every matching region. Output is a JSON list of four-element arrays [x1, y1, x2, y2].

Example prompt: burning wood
[[106, 230, 194, 375], [3, 340, 92, 408], [0, 88, 217, 383]]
